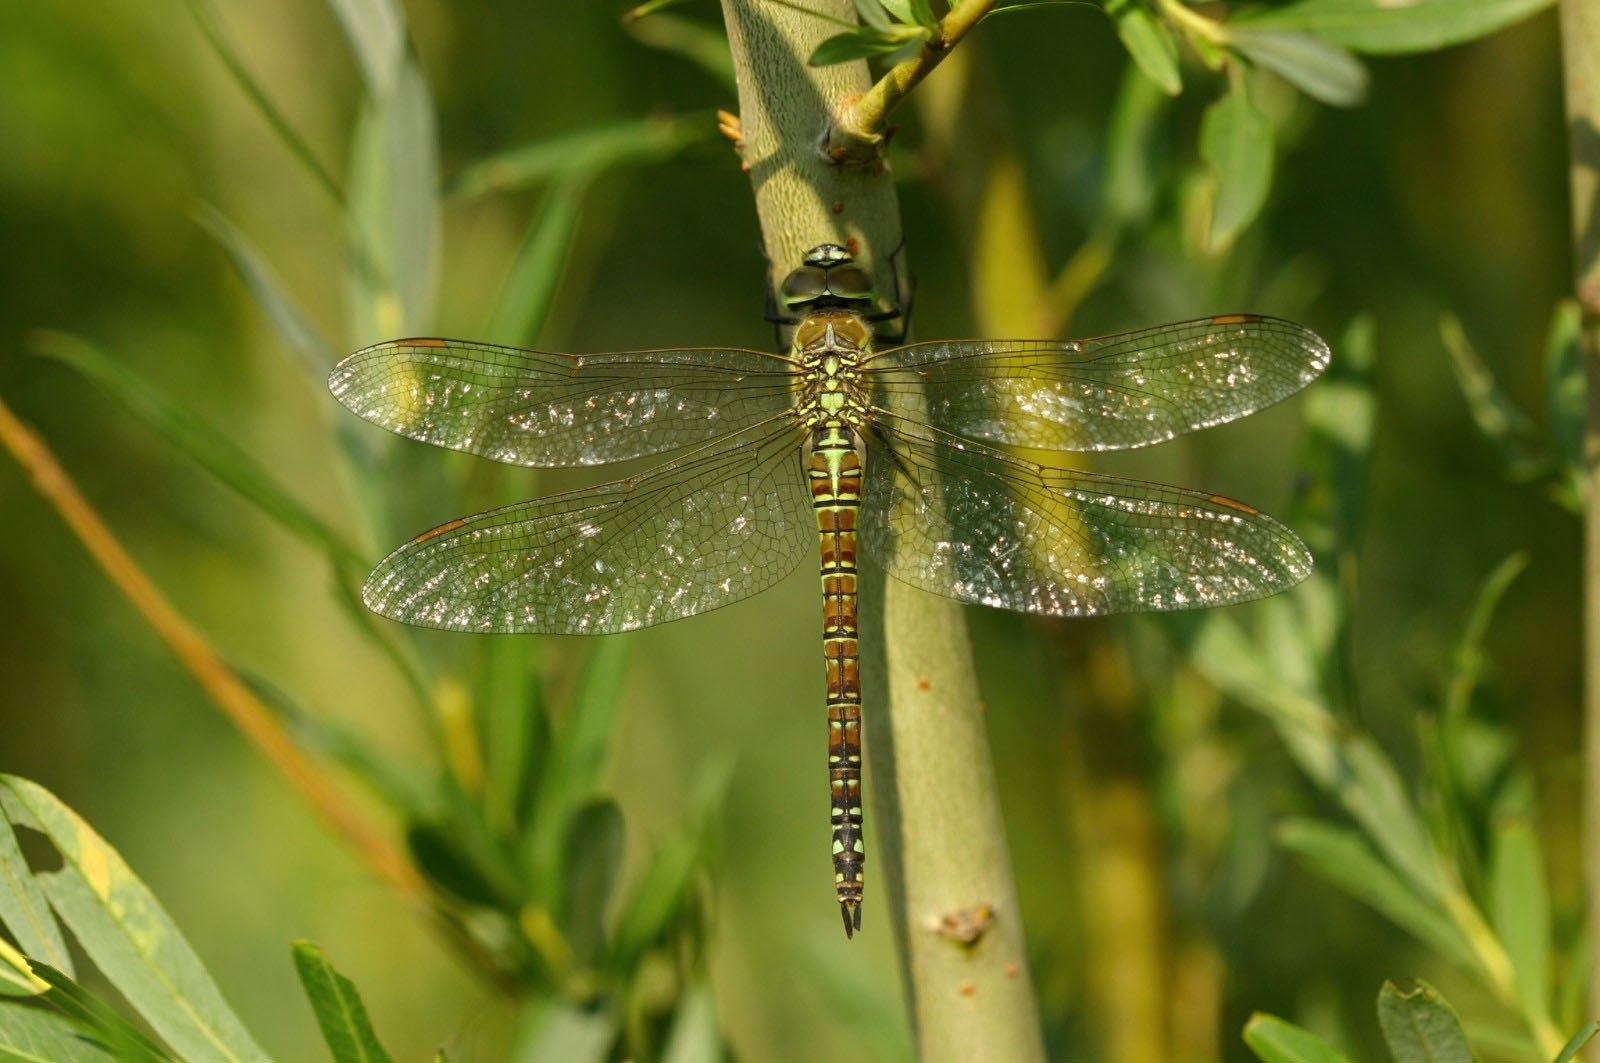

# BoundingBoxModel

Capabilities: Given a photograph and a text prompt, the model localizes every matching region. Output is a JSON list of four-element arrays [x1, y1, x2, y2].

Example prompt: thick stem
[[718, 3, 1043, 1057], [1560, 0, 1600, 1028]]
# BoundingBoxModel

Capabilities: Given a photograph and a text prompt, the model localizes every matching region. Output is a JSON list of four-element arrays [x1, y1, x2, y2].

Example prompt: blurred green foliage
[[0, 0, 1577, 1060]]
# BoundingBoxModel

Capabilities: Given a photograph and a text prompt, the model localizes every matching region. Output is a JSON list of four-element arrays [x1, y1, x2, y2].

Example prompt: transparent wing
[[860, 419, 1312, 616], [364, 419, 813, 633], [330, 338, 800, 467], [865, 315, 1329, 452]]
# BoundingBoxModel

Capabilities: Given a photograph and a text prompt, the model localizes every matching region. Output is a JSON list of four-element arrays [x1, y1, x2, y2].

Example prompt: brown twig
[[828, 0, 1000, 164], [0, 390, 429, 907]]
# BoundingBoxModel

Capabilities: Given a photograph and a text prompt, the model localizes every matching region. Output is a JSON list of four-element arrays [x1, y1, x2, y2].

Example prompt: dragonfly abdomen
[[810, 422, 865, 937]]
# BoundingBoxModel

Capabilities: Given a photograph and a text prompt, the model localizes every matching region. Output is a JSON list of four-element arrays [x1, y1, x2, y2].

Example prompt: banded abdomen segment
[[809, 423, 865, 937]]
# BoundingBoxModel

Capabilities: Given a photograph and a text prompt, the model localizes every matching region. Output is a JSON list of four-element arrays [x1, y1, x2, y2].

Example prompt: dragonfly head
[[780, 244, 877, 316]]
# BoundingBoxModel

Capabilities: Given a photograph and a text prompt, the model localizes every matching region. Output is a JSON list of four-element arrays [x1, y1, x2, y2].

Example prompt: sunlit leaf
[[0, 809, 71, 977], [325, 0, 405, 96], [1231, 0, 1554, 54], [347, 54, 440, 341], [0, 1005, 119, 1062], [1105, 0, 1182, 95], [450, 114, 710, 201], [1228, 28, 1368, 107], [0, 777, 267, 1062], [291, 941, 396, 1063], [0, 938, 47, 998], [1276, 818, 1476, 969], [24, 963, 170, 1063], [29, 331, 361, 569], [854, 0, 893, 31], [1242, 1013, 1356, 1062], [1200, 70, 1273, 249], [512, 999, 617, 1063], [1557, 1023, 1600, 1063], [1376, 980, 1472, 1063], [660, 982, 725, 1063], [1488, 816, 1553, 1037]]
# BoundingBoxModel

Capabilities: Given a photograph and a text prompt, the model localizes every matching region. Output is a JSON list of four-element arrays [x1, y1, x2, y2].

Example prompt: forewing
[[364, 419, 813, 633], [861, 421, 1312, 616], [866, 315, 1329, 452], [330, 339, 799, 467]]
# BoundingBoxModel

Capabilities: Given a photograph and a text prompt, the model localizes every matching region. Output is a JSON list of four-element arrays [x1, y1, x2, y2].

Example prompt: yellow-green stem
[[719, 2, 1043, 1057], [1559, 0, 1600, 1033]]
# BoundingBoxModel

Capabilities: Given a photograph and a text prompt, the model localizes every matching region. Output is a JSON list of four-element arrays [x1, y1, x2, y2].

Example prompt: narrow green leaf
[[1376, 980, 1472, 1063], [1100, 62, 1171, 228], [511, 999, 617, 1063], [0, 777, 268, 1063], [1276, 818, 1476, 969], [908, 0, 938, 29], [484, 176, 587, 348], [810, 25, 925, 65], [291, 942, 396, 1063], [0, 808, 71, 977], [324, 0, 405, 96], [854, 0, 893, 31], [560, 801, 625, 967], [29, 331, 361, 568], [1487, 816, 1552, 1035], [1105, 0, 1182, 95], [660, 982, 725, 1063], [1231, 0, 1554, 55], [610, 834, 701, 970], [0, 1005, 119, 1062], [478, 634, 543, 835], [1543, 299, 1584, 512], [526, 638, 632, 893], [1242, 1013, 1356, 1063], [622, 15, 736, 90], [1439, 313, 1555, 484], [1228, 28, 1369, 107], [184, 0, 344, 206], [346, 54, 440, 341], [25, 964, 170, 1063], [194, 204, 338, 389], [1556, 1022, 1600, 1063], [622, 0, 695, 20], [450, 114, 710, 201], [1296, 314, 1377, 554], [1443, 552, 1528, 725], [1199, 70, 1273, 249], [0, 939, 47, 998]]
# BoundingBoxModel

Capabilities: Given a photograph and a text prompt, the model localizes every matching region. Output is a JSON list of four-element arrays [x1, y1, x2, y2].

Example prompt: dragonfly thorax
[[793, 310, 873, 430]]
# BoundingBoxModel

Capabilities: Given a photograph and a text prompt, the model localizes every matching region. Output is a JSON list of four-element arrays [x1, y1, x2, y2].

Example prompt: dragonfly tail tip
[[840, 900, 861, 939]]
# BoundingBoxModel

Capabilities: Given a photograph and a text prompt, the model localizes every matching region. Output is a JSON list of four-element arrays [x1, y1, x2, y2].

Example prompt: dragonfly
[[329, 244, 1330, 938]]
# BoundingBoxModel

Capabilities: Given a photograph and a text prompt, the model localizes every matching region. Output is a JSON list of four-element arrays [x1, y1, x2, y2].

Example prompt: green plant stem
[[829, 0, 1001, 162], [1559, 0, 1600, 1029], [719, 3, 1043, 1058]]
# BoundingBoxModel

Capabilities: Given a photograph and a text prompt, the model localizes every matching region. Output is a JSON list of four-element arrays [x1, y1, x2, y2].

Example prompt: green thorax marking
[[793, 309, 875, 435]]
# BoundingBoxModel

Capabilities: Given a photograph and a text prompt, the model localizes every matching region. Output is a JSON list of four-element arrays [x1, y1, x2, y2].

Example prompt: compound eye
[[781, 266, 828, 308], [826, 265, 875, 302]]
